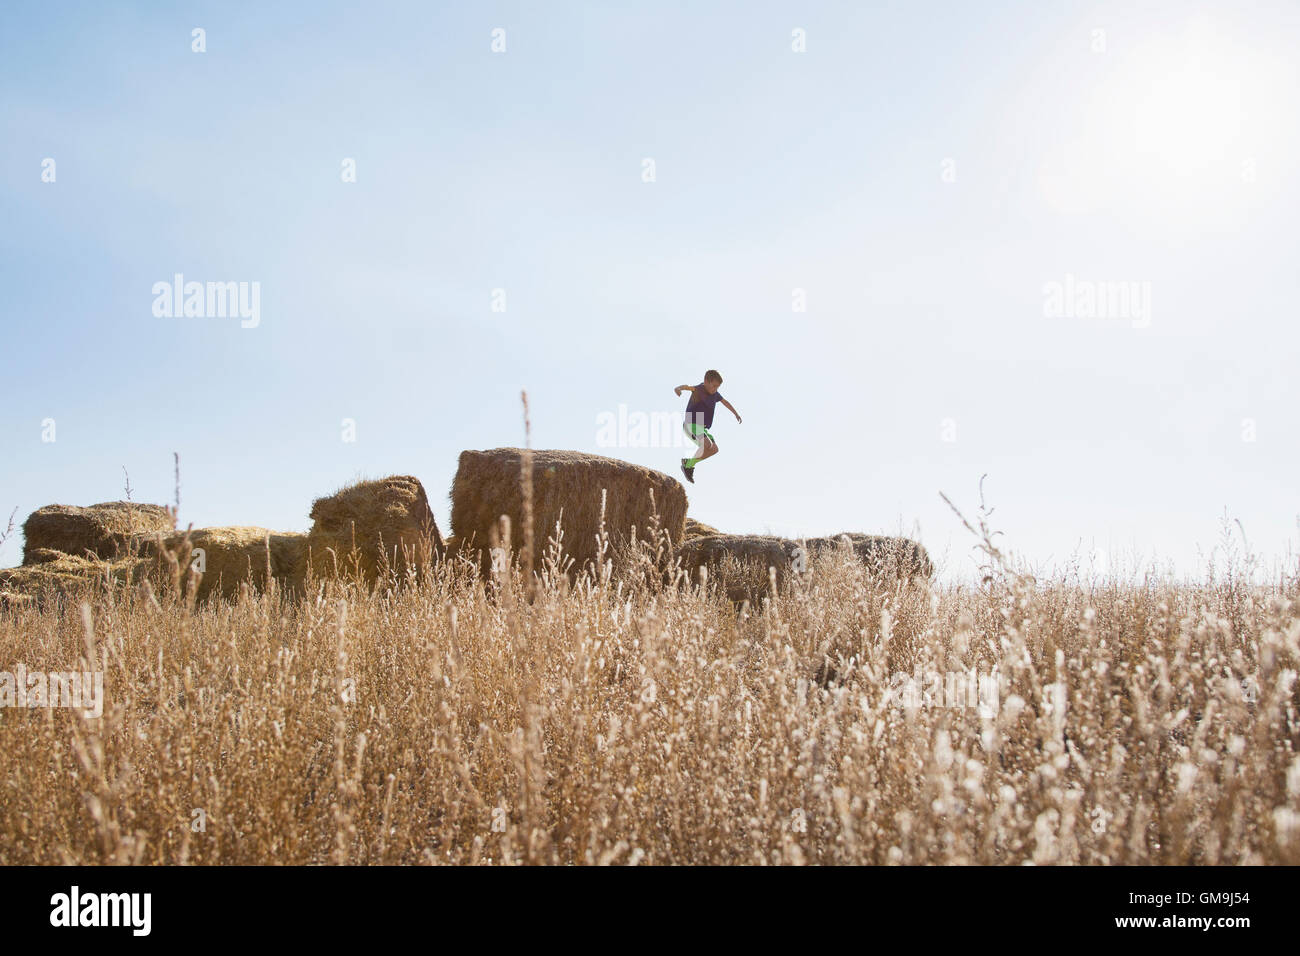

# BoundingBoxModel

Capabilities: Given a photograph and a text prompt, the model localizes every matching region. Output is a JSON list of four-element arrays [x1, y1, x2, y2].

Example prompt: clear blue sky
[[3, 1, 1298, 580]]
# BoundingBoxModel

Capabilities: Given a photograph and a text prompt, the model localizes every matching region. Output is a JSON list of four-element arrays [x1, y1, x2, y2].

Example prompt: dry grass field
[[1, 504, 1298, 866]]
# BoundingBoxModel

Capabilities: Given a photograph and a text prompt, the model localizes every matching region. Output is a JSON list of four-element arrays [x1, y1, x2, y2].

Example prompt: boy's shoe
[[680, 459, 695, 484]]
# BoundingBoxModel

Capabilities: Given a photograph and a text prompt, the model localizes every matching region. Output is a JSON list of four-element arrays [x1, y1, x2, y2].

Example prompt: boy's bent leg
[[695, 427, 718, 461], [683, 422, 708, 468]]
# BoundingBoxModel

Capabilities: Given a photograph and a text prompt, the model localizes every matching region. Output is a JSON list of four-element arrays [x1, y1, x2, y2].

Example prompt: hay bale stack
[[677, 534, 797, 572], [0, 552, 148, 603], [22, 502, 173, 563], [450, 449, 688, 572], [676, 531, 933, 602], [132, 527, 308, 601], [675, 534, 804, 602], [269, 532, 309, 589], [22, 548, 67, 566], [683, 517, 721, 540], [0, 590, 34, 610], [804, 533, 935, 579], [306, 476, 440, 583]]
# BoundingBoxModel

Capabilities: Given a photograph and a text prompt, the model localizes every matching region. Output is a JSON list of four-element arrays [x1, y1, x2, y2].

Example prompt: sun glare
[[1042, 14, 1295, 229]]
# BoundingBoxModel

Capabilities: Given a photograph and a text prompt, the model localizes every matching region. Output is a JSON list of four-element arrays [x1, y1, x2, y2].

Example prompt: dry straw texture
[[133, 527, 307, 602], [22, 548, 68, 566], [676, 534, 803, 602], [22, 502, 173, 563], [2, 518, 1297, 865], [451, 448, 687, 572], [803, 533, 935, 580], [1, 528, 307, 607], [683, 517, 721, 539], [0, 552, 147, 604], [676, 532, 933, 603], [306, 475, 440, 584]]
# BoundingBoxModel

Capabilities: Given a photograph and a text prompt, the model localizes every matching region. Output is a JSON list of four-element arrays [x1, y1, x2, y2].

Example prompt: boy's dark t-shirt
[[685, 383, 723, 429]]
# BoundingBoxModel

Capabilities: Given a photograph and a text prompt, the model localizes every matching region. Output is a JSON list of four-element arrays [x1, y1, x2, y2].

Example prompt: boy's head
[[702, 369, 723, 394]]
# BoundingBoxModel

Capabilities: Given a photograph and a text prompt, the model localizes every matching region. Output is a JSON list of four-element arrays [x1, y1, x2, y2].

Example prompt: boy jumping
[[675, 369, 741, 484]]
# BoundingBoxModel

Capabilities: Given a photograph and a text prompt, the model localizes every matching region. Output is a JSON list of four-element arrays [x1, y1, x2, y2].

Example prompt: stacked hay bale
[[0, 552, 149, 605], [676, 532, 934, 603], [803, 532, 935, 580], [22, 548, 69, 565], [1, 529, 307, 606], [0, 590, 32, 609], [22, 502, 174, 563], [450, 448, 687, 574], [0, 501, 170, 606], [683, 517, 721, 540], [305, 475, 441, 585], [132, 527, 308, 602], [675, 534, 804, 603]]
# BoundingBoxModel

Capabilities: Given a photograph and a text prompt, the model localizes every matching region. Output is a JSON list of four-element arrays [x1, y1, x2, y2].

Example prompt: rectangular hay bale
[[306, 475, 440, 584], [22, 502, 174, 564], [133, 526, 307, 602], [450, 448, 687, 572]]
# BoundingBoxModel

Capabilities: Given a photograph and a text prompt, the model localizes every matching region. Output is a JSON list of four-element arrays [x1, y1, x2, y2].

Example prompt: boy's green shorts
[[683, 421, 716, 447]]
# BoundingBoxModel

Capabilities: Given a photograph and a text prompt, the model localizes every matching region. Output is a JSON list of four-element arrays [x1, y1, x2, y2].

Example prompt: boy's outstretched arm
[[674, 384, 697, 397], [720, 397, 742, 423]]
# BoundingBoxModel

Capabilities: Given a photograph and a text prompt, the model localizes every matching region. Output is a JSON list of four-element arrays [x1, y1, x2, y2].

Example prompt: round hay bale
[[450, 448, 688, 574], [306, 476, 440, 583], [22, 502, 174, 564], [133, 527, 308, 602]]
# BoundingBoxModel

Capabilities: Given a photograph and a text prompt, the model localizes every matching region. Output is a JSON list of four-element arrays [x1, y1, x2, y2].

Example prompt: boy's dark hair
[[703, 369, 723, 385]]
